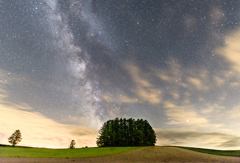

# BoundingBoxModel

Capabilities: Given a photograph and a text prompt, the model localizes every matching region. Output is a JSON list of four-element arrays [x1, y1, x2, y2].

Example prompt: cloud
[[102, 94, 115, 102], [219, 137, 240, 148], [217, 105, 240, 135], [152, 60, 213, 93], [101, 56, 240, 134], [0, 103, 98, 148], [186, 77, 209, 90], [214, 76, 225, 87], [123, 63, 162, 104], [164, 102, 208, 127], [118, 58, 240, 138], [217, 28, 240, 77], [120, 95, 139, 103], [155, 128, 240, 150], [0, 76, 8, 101], [201, 107, 214, 114], [163, 101, 224, 133], [101, 63, 163, 105]]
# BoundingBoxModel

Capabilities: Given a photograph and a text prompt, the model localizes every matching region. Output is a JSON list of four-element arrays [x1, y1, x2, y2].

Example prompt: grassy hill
[[0, 146, 137, 158], [1, 146, 240, 162]]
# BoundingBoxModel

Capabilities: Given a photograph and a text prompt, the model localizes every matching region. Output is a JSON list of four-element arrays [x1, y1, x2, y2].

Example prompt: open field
[[1, 146, 240, 163], [0, 146, 137, 158]]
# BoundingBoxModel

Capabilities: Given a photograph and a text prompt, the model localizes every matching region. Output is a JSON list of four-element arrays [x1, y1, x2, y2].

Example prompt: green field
[[2, 145, 240, 163], [2, 146, 240, 162], [177, 146, 240, 157], [0, 146, 137, 158]]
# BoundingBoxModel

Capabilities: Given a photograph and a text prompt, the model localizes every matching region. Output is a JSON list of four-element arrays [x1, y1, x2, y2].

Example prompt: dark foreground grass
[[177, 146, 240, 157], [0, 146, 137, 158]]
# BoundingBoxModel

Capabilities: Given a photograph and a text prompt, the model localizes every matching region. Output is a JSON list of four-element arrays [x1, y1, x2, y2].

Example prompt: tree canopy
[[8, 129, 22, 147], [96, 118, 156, 147]]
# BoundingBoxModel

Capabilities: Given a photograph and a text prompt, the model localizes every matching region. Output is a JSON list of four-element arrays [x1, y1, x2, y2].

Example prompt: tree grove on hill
[[96, 118, 156, 147], [8, 129, 22, 147]]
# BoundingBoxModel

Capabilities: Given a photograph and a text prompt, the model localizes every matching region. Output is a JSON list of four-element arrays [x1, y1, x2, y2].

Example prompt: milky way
[[1, 0, 240, 149]]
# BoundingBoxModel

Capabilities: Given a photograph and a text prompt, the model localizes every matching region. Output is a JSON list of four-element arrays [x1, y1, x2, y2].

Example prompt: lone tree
[[96, 118, 156, 147], [8, 129, 22, 147], [69, 140, 76, 149]]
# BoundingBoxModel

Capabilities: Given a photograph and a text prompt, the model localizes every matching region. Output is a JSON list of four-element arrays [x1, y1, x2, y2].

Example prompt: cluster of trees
[[96, 118, 156, 147]]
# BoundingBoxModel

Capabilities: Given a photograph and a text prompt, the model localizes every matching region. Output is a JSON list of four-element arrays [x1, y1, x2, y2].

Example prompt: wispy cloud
[[0, 103, 98, 148], [155, 129, 240, 150], [164, 101, 209, 126], [124, 63, 162, 104], [217, 28, 240, 77]]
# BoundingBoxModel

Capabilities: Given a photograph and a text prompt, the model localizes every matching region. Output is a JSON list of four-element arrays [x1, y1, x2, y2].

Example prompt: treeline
[[97, 118, 156, 147]]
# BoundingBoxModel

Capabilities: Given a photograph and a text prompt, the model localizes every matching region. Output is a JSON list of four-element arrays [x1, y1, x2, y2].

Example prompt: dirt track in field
[[1, 147, 240, 163]]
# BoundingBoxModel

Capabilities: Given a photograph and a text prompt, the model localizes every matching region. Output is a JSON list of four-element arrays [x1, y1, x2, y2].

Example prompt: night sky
[[1, 0, 240, 149]]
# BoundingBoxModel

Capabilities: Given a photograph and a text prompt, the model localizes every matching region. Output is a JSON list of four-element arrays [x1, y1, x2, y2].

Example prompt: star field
[[1, 0, 240, 149]]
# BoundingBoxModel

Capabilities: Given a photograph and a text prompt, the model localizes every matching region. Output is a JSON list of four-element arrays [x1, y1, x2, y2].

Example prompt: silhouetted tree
[[8, 129, 22, 147], [69, 140, 76, 149], [96, 118, 156, 147]]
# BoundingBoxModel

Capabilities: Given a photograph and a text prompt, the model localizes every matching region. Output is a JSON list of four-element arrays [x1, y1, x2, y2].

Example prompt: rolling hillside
[[1, 146, 240, 163]]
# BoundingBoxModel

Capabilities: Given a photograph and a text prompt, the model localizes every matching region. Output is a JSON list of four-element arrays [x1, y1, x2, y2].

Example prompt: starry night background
[[1, 0, 240, 149]]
